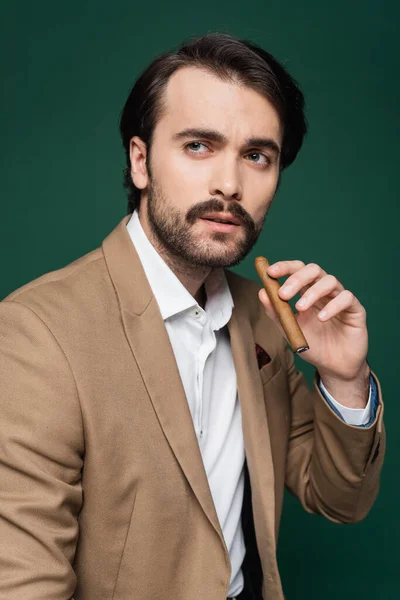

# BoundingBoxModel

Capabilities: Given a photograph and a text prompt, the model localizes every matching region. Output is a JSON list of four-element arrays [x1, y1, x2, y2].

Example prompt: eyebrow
[[172, 127, 281, 155]]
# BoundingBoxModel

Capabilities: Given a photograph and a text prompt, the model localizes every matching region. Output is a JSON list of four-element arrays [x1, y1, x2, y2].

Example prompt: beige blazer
[[0, 215, 385, 600]]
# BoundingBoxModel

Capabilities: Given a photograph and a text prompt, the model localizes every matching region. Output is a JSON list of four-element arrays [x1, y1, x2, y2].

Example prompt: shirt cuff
[[318, 373, 379, 427]]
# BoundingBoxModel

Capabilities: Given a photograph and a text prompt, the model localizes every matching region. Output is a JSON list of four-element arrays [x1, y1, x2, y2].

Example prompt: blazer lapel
[[101, 216, 225, 544], [226, 272, 281, 585]]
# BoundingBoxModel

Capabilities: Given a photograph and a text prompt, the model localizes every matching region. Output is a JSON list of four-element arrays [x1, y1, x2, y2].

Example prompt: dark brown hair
[[119, 33, 307, 214]]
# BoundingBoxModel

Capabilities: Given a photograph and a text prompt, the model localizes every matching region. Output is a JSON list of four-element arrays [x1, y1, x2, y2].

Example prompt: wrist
[[319, 362, 371, 409]]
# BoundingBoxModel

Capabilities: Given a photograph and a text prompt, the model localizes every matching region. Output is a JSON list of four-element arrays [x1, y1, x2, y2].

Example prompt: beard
[[146, 175, 268, 269]]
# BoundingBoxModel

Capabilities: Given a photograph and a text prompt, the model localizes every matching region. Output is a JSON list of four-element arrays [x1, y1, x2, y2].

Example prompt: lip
[[200, 218, 240, 233], [200, 212, 242, 226]]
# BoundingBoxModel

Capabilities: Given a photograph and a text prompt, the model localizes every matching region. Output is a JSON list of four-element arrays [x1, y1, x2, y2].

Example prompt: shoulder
[[1, 246, 109, 325]]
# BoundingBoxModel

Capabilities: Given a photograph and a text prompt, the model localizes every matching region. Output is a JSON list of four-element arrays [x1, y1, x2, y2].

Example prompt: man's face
[[133, 66, 283, 268]]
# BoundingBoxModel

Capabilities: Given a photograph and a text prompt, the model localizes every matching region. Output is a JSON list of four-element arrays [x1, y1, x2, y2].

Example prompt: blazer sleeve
[[282, 340, 385, 524], [0, 300, 84, 599]]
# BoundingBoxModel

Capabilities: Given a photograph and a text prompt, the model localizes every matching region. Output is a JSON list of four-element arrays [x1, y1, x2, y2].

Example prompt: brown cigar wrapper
[[255, 256, 310, 354]]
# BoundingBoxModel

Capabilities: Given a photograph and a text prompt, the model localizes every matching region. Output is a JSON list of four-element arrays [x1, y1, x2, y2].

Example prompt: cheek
[[244, 173, 278, 216], [174, 154, 209, 187], [159, 154, 209, 203], [152, 154, 204, 207]]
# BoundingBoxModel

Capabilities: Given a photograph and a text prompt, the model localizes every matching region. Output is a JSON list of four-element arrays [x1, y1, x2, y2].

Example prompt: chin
[[190, 250, 246, 269]]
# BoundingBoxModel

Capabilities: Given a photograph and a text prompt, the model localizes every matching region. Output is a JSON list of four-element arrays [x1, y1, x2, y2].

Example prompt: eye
[[185, 141, 210, 154], [246, 152, 271, 166]]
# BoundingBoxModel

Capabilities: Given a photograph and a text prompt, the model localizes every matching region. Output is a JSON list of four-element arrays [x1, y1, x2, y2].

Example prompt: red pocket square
[[255, 343, 271, 369]]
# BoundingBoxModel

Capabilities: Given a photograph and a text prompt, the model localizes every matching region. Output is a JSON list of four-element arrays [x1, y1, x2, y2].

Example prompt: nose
[[208, 154, 243, 202]]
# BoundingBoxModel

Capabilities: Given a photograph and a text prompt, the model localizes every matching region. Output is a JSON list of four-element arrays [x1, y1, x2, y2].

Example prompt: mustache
[[186, 199, 255, 230]]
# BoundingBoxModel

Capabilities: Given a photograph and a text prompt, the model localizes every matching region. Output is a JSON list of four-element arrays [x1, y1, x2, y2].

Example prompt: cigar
[[255, 256, 309, 354]]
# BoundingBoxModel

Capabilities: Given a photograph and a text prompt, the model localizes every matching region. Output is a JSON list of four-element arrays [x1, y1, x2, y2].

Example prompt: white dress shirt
[[126, 209, 372, 596], [127, 210, 246, 596], [319, 378, 372, 425]]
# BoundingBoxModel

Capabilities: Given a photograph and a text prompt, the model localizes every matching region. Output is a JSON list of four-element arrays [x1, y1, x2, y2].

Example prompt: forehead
[[156, 66, 282, 143]]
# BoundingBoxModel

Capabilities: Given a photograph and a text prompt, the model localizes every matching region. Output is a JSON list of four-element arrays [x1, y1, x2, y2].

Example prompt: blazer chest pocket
[[259, 352, 282, 386]]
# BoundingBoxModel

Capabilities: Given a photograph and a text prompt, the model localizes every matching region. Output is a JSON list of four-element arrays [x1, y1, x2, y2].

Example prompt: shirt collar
[[126, 210, 234, 330]]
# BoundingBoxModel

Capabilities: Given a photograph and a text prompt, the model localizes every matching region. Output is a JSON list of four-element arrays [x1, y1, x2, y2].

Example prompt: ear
[[129, 136, 149, 190]]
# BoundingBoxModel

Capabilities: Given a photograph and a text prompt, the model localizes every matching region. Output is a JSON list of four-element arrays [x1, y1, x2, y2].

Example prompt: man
[[0, 33, 384, 600]]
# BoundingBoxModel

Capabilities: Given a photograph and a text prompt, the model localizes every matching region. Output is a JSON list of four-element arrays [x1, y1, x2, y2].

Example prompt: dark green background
[[1, 1, 398, 598]]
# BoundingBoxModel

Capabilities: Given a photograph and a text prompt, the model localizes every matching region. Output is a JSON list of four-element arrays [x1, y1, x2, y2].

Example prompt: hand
[[258, 260, 369, 383]]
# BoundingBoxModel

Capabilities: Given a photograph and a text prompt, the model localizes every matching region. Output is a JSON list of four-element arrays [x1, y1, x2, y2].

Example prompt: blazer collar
[[102, 214, 153, 316]]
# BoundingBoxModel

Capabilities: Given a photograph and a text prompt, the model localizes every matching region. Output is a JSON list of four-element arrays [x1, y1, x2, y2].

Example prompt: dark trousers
[[235, 460, 264, 600], [233, 548, 263, 600]]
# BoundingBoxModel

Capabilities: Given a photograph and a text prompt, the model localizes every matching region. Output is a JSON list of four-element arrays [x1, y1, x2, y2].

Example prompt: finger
[[278, 263, 327, 300], [295, 274, 344, 311], [267, 260, 305, 278], [317, 290, 366, 322]]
